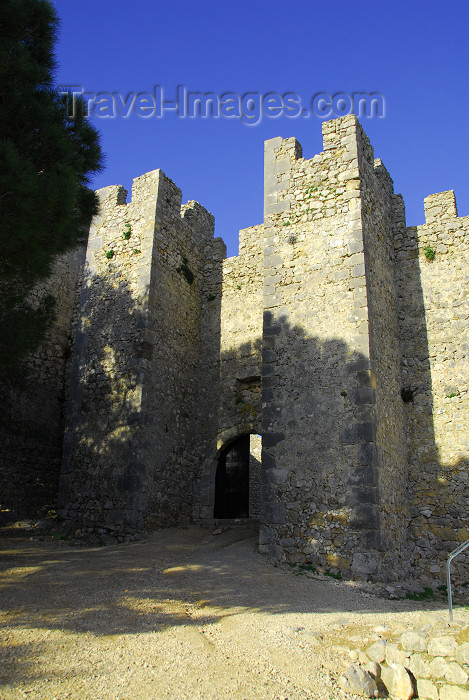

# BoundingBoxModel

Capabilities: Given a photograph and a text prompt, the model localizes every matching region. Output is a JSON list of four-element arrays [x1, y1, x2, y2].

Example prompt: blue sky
[[53, 0, 469, 257]]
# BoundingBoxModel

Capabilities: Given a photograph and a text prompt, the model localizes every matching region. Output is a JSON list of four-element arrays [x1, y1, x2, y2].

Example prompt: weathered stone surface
[[428, 636, 458, 658], [439, 685, 469, 700], [339, 663, 378, 697], [428, 656, 450, 679], [409, 652, 430, 679], [352, 552, 380, 575], [401, 629, 428, 652], [415, 678, 439, 700], [385, 643, 409, 667], [1, 115, 467, 589], [364, 661, 381, 680], [366, 640, 386, 663], [456, 643, 469, 665], [445, 661, 469, 685], [380, 664, 395, 693], [390, 663, 415, 700]]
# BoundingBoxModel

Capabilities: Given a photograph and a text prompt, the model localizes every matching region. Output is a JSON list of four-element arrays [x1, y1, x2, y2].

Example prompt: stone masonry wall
[[396, 190, 469, 582], [219, 224, 264, 444], [0, 247, 85, 520], [196, 223, 264, 520], [356, 126, 410, 578], [8, 114, 465, 585], [259, 115, 388, 577], [58, 170, 215, 537]]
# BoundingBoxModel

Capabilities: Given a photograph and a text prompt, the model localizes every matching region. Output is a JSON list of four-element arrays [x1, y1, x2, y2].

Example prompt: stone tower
[[1, 115, 467, 584]]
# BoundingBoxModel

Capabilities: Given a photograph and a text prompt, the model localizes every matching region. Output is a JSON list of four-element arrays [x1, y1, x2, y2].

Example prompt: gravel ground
[[0, 523, 463, 699]]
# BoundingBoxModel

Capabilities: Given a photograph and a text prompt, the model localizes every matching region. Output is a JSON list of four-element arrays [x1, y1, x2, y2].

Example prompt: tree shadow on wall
[[59, 268, 150, 534], [397, 225, 468, 583]]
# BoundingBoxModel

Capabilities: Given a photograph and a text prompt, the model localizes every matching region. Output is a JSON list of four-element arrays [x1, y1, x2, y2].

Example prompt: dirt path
[[0, 523, 460, 699]]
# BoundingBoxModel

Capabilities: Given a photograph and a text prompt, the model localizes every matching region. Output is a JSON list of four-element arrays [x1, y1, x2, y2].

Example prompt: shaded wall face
[[396, 192, 469, 582], [195, 224, 264, 521], [218, 225, 265, 446], [59, 172, 216, 536], [259, 117, 383, 576], [356, 135, 409, 577], [142, 193, 216, 527], [0, 247, 85, 520]]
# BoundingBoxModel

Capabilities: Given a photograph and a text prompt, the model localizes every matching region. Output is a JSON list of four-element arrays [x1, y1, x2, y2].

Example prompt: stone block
[[262, 432, 285, 448], [445, 661, 468, 685], [380, 664, 395, 693], [428, 656, 450, 679], [348, 465, 377, 487], [401, 629, 428, 652], [366, 640, 386, 663], [350, 486, 378, 505], [339, 663, 378, 697], [428, 637, 458, 658], [389, 664, 415, 700], [351, 504, 379, 530], [351, 551, 379, 575], [409, 653, 430, 679], [439, 686, 469, 700], [415, 678, 439, 700], [385, 643, 409, 667], [358, 442, 376, 466], [456, 643, 469, 665], [340, 422, 375, 443], [263, 502, 286, 524]]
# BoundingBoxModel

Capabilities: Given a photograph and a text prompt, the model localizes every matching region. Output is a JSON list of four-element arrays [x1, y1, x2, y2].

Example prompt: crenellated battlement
[[424, 189, 458, 224], [2, 116, 467, 587]]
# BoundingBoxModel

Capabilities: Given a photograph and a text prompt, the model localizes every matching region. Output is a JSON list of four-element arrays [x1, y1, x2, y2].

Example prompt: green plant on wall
[[424, 245, 436, 261], [123, 224, 132, 240], [176, 257, 194, 284], [105, 249, 114, 259]]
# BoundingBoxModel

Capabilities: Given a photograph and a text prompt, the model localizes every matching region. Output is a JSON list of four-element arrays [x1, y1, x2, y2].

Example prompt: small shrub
[[176, 257, 194, 285], [405, 586, 434, 601], [133, 248, 141, 254], [325, 570, 342, 580], [236, 285, 242, 290], [424, 245, 436, 261], [298, 563, 316, 573], [123, 224, 132, 240], [105, 249, 114, 259]]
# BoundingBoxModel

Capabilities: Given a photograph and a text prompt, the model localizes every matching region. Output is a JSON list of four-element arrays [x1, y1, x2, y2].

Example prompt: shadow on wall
[[4, 223, 463, 583], [58, 270, 149, 535], [397, 225, 468, 582]]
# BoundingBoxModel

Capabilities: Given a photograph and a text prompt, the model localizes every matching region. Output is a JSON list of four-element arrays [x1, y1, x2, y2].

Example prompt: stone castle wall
[[356, 130, 409, 577], [258, 116, 411, 578], [0, 247, 85, 519], [396, 190, 469, 581], [2, 115, 467, 585], [58, 170, 216, 536]]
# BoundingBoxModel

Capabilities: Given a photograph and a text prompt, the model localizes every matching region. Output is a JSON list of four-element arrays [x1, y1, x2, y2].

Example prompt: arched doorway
[[214, 435, 250, 518]]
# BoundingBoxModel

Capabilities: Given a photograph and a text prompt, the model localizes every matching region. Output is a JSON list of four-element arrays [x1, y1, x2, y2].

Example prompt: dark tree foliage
[[0, 0, 103, 375]]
